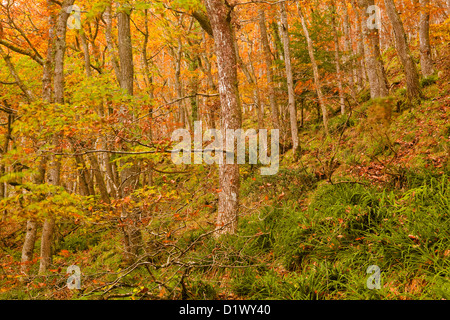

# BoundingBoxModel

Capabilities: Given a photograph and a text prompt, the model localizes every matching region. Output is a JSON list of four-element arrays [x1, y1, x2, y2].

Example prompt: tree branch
[[0, 40, 44, 65]]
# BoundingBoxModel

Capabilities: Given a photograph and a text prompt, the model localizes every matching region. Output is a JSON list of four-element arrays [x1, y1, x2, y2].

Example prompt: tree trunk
[[341, 0, 356, 95], [170, 39, 185, 127], [279, 3, 299, 152], [418, 0, 434, 77], [331, 2, 346, 114], [117, 4, 141, 264], [383, 0, 421, 102], [358, 0, 389, 98], [141, 9, 154, 186], [188, 57, 200, 128], [105, 1, 121, 85], [21, 159, 46, 274], [21, 220, 38, 274], [79, 29, 91, 77], [39, 144, 61, 274], [204, 0, 242, 236], [298, 4, 329, 135], [74, 154, 93, 196], [351, 0, 367, 89], [39, 0, 73, 275], [258, 9, 280, 132], [271, 21, 290, 141], [53, 0, 74, 105], [232, 28, 263, 129], [42, 3, 55, 104], [199, 46, 217, 129], [342, 0, 357, 97], [117, 7, 134, 96], [87, 153, 110, 204]]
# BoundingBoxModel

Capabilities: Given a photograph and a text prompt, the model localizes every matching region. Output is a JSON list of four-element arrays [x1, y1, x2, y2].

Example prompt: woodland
[[0, 0, 449, 300]]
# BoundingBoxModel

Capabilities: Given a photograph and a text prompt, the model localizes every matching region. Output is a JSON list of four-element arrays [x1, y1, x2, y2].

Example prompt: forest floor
[[1, 39, 449, 300]]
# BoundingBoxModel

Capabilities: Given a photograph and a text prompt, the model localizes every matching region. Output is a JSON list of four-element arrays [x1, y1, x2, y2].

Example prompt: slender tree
[[258, 8, 280, 132], [279, 2, 300, 152], [204, 0, 242, 236], [341, 0, 357, 95], [298, 4, 329, 135], [232, 28, 264, 129], [331, 0, 346, 114], [358, 0, 389, 99], [351, 0, 367, 89], [39, 0, 74, 275], [384, 0, 422, 103], [117, 2, 142, 264], [419, 0, 434, 77]]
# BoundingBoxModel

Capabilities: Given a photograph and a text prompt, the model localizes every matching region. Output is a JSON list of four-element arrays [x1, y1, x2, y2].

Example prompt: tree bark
[[117, 7, 134, 96], [279, 3, 299, 152], [204, 0, 242, 236], [383, 0, 421, 102], [298, 4, 329, 135], [418, 0, 434, 77]]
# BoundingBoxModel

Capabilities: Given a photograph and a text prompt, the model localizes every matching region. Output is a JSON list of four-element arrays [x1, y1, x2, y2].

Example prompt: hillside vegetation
[[0, 0, 449, 300]]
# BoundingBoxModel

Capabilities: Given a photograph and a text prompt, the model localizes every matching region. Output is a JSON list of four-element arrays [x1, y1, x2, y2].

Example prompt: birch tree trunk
[[204, 0, 242, 236], [279, 3, 299, 152], [298, 4, 329, 135], [383, 0, 422, 103]]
